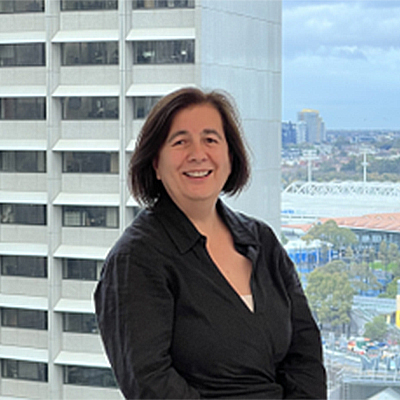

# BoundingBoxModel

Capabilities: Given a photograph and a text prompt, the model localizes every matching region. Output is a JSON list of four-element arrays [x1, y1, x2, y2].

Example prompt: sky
[[282, 0, 400, 130]]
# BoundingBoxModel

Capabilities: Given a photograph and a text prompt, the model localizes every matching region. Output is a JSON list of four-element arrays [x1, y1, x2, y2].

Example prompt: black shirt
[[94, 194, 327, 399]]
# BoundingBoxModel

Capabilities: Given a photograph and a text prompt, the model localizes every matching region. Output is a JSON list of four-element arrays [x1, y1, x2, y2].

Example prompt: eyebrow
[[167, 129, 223, 143]]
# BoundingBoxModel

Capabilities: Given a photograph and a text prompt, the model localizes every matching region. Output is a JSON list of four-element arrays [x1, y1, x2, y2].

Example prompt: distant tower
[[396, 280, 400, 328], [297, 109, 325, 143]]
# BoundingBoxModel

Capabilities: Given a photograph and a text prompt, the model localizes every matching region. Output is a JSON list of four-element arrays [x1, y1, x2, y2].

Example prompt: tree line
[[300, 220, 400, 338]]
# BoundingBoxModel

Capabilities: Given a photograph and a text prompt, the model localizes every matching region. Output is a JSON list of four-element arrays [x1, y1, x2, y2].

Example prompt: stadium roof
[[320, 213, 400, 233], [283, 213, 400, 235]]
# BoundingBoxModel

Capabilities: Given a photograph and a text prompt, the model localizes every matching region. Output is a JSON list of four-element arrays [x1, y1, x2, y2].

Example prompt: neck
[[174, 197, 220, 236]]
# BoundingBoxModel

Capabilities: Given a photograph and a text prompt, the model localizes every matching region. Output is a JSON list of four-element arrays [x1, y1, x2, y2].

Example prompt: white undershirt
[[240, 294, 254, 312]]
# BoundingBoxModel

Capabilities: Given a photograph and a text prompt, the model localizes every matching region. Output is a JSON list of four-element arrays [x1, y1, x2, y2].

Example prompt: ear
[[152, 157, 161, 180]]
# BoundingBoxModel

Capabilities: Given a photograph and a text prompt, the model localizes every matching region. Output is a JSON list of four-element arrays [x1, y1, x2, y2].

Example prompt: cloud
[[283, 0, 400, 57], [282, 0, 400, 129]]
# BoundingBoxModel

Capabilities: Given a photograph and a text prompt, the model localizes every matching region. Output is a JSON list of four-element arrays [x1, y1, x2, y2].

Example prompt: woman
[[94, 87, 327, 399]]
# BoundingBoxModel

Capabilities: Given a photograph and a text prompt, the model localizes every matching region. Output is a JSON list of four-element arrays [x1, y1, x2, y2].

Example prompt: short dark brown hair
[[128, 87, 251, 207]]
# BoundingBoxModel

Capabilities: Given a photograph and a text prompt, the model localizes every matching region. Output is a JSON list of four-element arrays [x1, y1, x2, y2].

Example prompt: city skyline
[[282, 0, 400, 130]]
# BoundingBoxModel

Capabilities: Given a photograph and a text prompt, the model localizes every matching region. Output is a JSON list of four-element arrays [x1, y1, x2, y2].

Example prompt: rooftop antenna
[[304, 149, 318, 182], [362, 150, 369, 184]]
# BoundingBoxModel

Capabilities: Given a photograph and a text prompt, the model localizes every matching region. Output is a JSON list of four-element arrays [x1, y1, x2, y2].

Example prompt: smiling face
[[153, 103, 232, 212]]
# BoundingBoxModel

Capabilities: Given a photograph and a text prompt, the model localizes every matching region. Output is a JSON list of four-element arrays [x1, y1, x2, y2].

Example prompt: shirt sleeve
[[274, 241, 327, 400], [94, 249, 201, 399]]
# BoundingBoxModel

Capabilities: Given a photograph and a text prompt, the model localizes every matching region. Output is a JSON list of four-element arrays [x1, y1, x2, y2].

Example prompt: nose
[[188, 140, 207, 163]]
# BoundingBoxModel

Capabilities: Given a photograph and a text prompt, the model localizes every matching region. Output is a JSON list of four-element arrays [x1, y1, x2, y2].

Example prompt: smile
[[183, 170, 212, 178]]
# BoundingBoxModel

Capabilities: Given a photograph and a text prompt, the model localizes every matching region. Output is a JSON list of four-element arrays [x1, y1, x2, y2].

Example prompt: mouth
[[183, 170, 212, 178]]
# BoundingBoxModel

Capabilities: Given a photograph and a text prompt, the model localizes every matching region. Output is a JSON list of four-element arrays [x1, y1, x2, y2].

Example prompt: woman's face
[[153, 103, 231, 211]]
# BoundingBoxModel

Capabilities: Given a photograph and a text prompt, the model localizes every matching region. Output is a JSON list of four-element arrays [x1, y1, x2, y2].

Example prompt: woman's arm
[[94, 250, 201, 399], [275, 244, 327, 400]]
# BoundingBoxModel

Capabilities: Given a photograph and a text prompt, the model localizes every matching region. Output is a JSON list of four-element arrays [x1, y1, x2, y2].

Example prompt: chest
[[166, 244, 292, 381]]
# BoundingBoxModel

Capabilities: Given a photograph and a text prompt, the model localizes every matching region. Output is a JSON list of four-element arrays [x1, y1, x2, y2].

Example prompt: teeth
[[185, 170, 210, 177]]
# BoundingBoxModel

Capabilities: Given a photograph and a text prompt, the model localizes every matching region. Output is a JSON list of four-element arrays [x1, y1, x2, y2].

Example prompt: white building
[[0, 0, 281, 398]]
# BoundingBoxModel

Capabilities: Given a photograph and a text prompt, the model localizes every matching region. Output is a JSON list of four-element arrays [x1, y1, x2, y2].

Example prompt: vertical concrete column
[[119, 0, 133, 231], [45, 0, 63, 398]]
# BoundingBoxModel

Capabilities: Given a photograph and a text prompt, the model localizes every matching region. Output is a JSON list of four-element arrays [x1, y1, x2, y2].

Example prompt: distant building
[[283, 212, 400, 256], [297, 109, 326, 143], [282, 121, 297, 145], [297, 120, 307, 143], [319, 213, 400, 253]]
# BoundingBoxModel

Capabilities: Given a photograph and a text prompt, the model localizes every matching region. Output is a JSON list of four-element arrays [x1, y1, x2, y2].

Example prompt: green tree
[[305, 266, 354, 332], [303, 220, 357, 259], [344, 246, 354, 263], [388, 243, 400, 268], [378, 278, 398, 299], [364, 315, 388, 341], [378, 241, 389, 267], [349, 261, 381, 294]]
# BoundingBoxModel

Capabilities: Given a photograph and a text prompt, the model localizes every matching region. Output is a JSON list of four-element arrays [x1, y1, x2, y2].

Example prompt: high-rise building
[[297, 108, 325, 143], [0, 0, 281, 398], [281, 121, 297, 145]]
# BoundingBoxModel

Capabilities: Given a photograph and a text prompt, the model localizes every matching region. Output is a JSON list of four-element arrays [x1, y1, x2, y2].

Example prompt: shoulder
[[105, 208, 170, 264], [219, 200, 278, 246]]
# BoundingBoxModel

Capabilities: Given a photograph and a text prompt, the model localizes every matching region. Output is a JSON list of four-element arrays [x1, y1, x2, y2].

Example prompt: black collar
[[153, 193, 259, 255]]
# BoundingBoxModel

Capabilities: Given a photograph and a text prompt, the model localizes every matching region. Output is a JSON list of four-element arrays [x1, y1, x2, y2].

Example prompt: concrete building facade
[[0, 0, 281, 398]]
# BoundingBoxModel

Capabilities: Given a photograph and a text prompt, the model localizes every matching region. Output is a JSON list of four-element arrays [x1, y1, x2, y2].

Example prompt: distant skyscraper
[[0, 0, 282, 398], [297, 120, 307, 143], [282, 121, 297, 145], [297, 109, 325, 143]]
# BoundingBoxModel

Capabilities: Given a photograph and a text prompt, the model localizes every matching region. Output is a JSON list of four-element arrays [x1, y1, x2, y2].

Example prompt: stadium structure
[[282, 180, 400, 224]]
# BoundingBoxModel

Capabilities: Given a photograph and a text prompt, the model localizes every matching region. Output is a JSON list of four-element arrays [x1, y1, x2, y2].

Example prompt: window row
[[0, 43, 45, 67], [0, 98, 45, 120], [0, 256, 102, 280], [63, 152, 118, 173], [1, 308, 47, 330], [0, 40, 194, 67], [0, 0, 44, 13], [0, 204, 119, 228], [1, 359, 47, 382], [1, 359, 116, 388], [0, 151, 119, 174], [1, 255, 47, 278], [64, 312, 98, 334], [0, 0, 195, 13], [60, 0, 118, 11], [133, 0, 194, 9], [0, 151, 46, 173], [1, 308, 100, 334], [0, 96, 161, 120], [0, 204, 46, 225]]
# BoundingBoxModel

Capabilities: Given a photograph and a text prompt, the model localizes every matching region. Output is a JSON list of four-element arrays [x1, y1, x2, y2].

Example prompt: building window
[[62, 206, 119, 228], [372, 235, 382, 243], [60, 0, 117, 11], [1, 308, 47, 330], [1, 359, 48, 381], [0, 0, 44, 13], [133, 0, 194, 9], [1, 256, 47, 278], [61, 97, 118, 120], [62, 258, 102, 281], [61, 42, 118, 66], [63, 313, 98, 334], [62, 152, 118, 173], [0, 98, 46, 120], [133, 96, 161, 119], [0, 151, 46, 173], [0, 204, 46, 225], [133, 40, 194, 64], [0, 43, 45, 67], [63, 365, 116, 388]]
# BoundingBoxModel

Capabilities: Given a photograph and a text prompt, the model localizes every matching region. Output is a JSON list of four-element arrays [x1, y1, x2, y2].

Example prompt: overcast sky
[[282, 0, 400, 130]]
